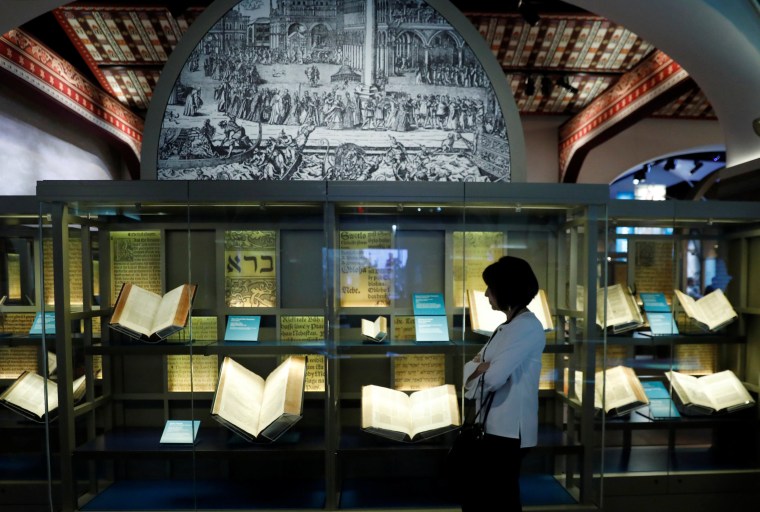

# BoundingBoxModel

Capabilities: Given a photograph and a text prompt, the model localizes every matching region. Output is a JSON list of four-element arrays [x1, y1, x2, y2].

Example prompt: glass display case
[[8, 180, 757, 512], [594, 200, 760, 511], [0, 196, 56, 511]]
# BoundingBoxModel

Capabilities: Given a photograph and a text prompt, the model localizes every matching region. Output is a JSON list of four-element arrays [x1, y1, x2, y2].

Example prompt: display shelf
[[606, 333, 747, 345], [75, 426, 326, 457], [84, 341, 329, 356]]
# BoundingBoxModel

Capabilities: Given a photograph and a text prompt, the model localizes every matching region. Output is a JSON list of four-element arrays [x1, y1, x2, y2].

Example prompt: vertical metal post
[[50, 202, 75, 511]]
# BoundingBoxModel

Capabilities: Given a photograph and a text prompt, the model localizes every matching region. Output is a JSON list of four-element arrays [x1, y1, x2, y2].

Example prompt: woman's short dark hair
[[482, 256, 539, 310]]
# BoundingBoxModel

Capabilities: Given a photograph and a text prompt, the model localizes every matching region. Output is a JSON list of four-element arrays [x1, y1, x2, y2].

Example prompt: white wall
[[518, 116, 722, 185], [0, 81, 128, 196]]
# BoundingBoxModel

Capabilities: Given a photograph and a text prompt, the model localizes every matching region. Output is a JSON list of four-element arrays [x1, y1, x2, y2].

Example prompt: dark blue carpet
[[80, 474, 575, 510], [81, 479, 325, 510], [339, 474, 576, 508]]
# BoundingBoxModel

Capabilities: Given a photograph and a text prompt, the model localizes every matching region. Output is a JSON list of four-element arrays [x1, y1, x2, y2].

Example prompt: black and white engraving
[[157, 0, 511, 181]]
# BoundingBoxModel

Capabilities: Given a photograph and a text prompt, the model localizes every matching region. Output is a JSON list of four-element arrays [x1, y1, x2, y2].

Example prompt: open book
[[596, 284, 645, 334], [665, 369, 755, 415], [110, 283, 197, 342], [467, 289, 554, 335], [211, 356, 306, 442], [361, 383, 460, 442], [361, 316, 388, 343], [0, 371, 86, 422], [575, 366, 649, 416], [673, 288, 737, 332]]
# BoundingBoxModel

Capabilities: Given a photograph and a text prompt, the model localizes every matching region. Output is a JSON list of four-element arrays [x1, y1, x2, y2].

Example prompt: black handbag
[[447, 385, 494, 466], [443, 377, 495, 502]]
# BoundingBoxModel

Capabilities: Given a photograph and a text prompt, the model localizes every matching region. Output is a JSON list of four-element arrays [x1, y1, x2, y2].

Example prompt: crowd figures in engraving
[[157, 0, 511, 182]]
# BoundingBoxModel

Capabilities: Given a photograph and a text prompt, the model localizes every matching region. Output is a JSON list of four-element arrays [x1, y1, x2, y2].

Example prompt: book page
[[338, 231, 393, 307], [150, 284, 187, 334], [467, 289, 505, 335], [673, 289, 699, 320], [408, 384, 459, 438], [600, 284, 638, 328], [109, 231, 161, 304], [361, 385, 412, 437], [452, 232, 505, 308], [72, 375, 87, 402], [699, 370, 754, 410], [528, 289, 554, 331], [695, 289, 737, 330], [393, 354, 445, 391], [167, 354, 219, 392], [666, 371, 712, 409], [362, 317, 387, 341], [225, 230, 277, 307], [597, 366, 645, 412], [212, 357, 265, 437], [112, 284, 162, 337], [280, 317, 324, 391], [0, 372, 58, 419], [574, 370, 586, 404], [0, 346, 39, 379], [258, 356, 305, 435]]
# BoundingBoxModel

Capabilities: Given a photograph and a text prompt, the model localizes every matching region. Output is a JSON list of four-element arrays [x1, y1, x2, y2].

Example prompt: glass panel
[[188, 193, 328, 509], [37, 192, 195, 511], [333, 190, 465, 509], [601, 199, 760, 500], [0, 199, 50, 511], [462, 195, 602, 508], [27, 182, 760, 511]]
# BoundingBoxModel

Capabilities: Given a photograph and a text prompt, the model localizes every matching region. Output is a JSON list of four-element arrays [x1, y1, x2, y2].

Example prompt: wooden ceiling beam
[[558, 50, 693, 183]]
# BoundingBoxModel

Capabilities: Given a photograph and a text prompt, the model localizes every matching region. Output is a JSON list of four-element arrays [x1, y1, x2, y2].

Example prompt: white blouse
[[463, 310, 546, 447]]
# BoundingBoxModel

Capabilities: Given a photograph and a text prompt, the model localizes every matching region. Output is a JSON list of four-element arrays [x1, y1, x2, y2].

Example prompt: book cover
[[639, 292, 671, 312], [224, 316, 261, 342], [412, 293, 446, 316], [159, 420, 201, 444], [414, 316, 449, 343], [29, 312, 56, 335]]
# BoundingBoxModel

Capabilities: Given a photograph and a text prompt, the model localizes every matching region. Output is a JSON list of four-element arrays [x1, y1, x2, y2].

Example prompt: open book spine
[[161, 284, 197, 338], [211, 356, 306, 443], [259, 356, 307, 442]]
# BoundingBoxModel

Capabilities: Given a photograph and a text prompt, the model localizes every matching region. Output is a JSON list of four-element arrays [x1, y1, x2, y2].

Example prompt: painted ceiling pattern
[[48, 4, 715, 120], [53, 6, 204, 110]]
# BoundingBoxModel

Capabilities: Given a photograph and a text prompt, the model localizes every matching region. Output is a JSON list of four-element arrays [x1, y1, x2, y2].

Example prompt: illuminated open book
[[361, 383, 460, 442]]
